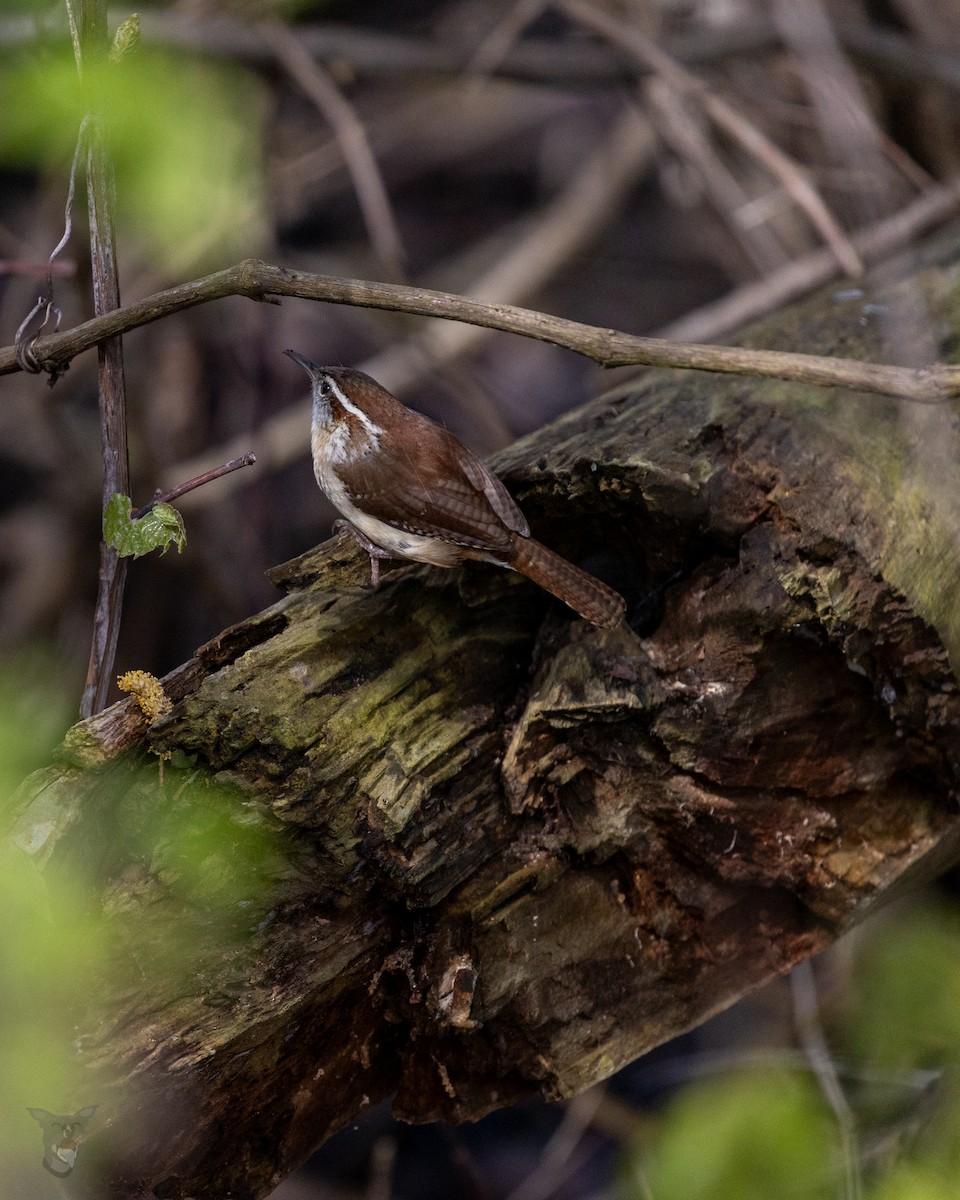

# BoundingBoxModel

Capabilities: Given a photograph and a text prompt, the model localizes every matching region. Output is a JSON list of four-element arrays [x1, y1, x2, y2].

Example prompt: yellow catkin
[[116, 670, 173, 723]]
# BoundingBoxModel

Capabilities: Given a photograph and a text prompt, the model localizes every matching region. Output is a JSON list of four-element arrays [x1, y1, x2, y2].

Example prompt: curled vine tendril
[[13, 115, 91, 380]]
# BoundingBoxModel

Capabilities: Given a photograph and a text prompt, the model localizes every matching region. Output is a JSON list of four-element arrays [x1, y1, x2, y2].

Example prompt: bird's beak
[[284, 348, 321, 375]]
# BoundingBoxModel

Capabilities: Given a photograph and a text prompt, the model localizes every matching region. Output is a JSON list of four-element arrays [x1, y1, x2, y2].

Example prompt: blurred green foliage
[[113, 764, 286, 920], [0, 660, 111, 1180], [839, 904, 960, 1074], [0, 40, 266, 271], [0, 841, 108, 1119], [621, 899, 960, 1200], [0, 662, 284, 1186], [630, 1069, 836, 1200], [862, 1070, 960, 1200], [0, 647, 77, 792]]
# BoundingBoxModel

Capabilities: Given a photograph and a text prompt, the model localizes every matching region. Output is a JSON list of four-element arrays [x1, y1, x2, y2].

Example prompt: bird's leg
[[332, 519, 392, 590]]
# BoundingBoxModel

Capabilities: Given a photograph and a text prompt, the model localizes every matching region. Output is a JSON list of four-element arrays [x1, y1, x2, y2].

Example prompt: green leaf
[[103, 493, 187, 558]]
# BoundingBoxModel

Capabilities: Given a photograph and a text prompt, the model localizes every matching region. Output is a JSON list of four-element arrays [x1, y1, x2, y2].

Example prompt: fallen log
[[4, 243, 960, 1198]]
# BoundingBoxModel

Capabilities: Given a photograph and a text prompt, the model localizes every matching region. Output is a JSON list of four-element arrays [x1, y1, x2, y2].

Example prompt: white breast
[[316, 458, 462, 568]]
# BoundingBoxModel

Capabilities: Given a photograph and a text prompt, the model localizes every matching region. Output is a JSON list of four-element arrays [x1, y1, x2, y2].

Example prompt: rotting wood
[[4, 242, 960, 1199]]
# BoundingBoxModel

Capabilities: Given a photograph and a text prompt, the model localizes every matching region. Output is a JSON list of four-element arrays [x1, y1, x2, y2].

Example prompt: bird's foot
[[333, 519, 392, 590]]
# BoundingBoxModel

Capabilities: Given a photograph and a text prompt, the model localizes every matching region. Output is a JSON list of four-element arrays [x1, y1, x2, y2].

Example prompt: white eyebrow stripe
[[326, 376, 384, 437]]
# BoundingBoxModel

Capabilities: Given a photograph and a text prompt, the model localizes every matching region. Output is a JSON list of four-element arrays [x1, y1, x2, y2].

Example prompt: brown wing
[[344, 412, 527, 556], [456, 448, 529, 537]]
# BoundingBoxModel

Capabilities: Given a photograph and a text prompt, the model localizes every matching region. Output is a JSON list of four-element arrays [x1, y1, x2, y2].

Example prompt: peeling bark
[[5, 248, 960, 1198]]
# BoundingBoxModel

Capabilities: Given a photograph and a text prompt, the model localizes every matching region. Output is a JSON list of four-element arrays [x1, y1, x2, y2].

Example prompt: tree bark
[[6, 242, 960, 1198]]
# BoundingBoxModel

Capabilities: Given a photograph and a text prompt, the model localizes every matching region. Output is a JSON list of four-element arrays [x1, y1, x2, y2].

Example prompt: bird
[[285, 351, 626, 629]]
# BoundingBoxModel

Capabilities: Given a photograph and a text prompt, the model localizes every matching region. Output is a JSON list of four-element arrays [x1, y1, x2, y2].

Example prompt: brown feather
[[511, 537, 626, 628], [336, 392, 524, 556]]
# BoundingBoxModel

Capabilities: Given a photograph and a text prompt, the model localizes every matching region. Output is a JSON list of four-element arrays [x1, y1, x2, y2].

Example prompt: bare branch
[[772, 0, 894, 226], [465, 0, 550, 81], [645, 77, 791, 274], [791, 963, 863, 1200], [658, 180, 960, 342], [259, 19, 406, 280], [0, 11, 777, 82], [3, 257, 959, 402], [130, 453, 257, 520], [0, 258, 76, 278], [557, 0, 864, 276], [161, 104, 656, 501]]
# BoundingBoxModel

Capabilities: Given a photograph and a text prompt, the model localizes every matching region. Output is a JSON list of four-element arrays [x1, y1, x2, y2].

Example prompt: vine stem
[[79, 0, 130, 719]]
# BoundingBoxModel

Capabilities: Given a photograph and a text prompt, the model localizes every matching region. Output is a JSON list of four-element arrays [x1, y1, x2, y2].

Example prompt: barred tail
[[511, 537, 626, 629]]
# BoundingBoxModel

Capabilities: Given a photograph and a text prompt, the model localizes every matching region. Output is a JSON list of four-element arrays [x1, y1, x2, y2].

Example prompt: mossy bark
[[6, 239, 960, 1198]]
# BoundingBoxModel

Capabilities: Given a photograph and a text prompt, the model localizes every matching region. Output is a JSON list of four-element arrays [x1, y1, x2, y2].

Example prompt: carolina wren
[[285, 351, 626, 629]]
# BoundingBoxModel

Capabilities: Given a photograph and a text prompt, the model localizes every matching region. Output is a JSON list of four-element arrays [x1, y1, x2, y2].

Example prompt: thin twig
[[4, 256, 958, 401], [503, 1086, 606, 1200], [162, 103, 656, 498], [50, 113, 91, 273], [14, 297, 61, 373], [557, 0, 863, 276], [769, 0, 936, 381], [0, 10, 776, 82], [131, 453, 257, 519], [14, 116, 89, 373], [438, 1126, 495, 1200], [364, 1135, 397, 1200], [0, 259, 76, 278], [791, 962, 862, 1200], [837, 20, 960, 94], [260, 18, 406, 280], [772, 0, 895, 227], [64, 0, 81, 74], [465, 0, 549, 81], [645, 77, 791, 274], [658, 179, 960, 342]]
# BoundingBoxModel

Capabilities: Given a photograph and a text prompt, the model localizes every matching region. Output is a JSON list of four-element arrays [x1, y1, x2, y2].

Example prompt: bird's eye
[[319, 379, 332, 397]]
